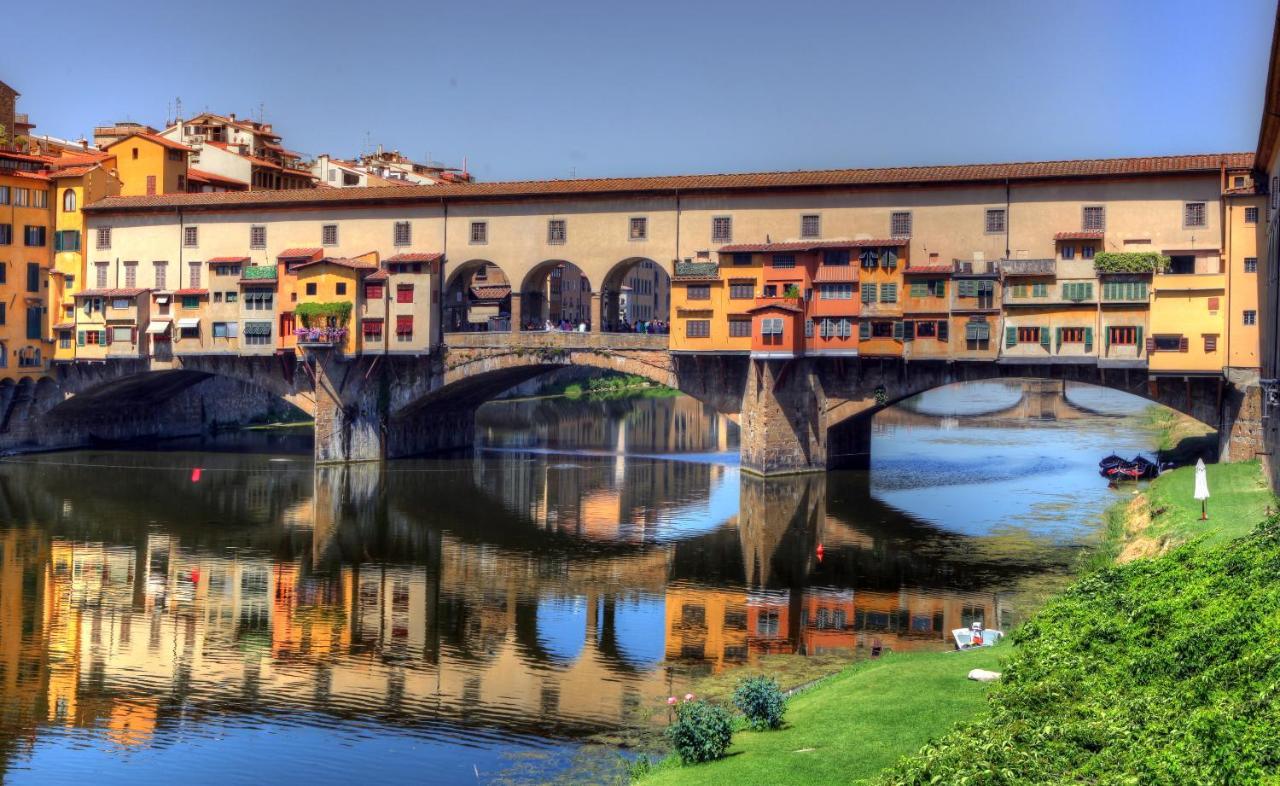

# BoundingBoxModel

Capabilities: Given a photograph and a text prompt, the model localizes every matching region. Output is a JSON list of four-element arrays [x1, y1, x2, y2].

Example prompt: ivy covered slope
[[883, 519, 1280, 785]]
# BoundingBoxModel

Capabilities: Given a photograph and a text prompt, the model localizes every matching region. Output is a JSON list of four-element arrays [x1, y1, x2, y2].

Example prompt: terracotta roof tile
[[812, 266, 860, 283], [173, 288, 208, 296], [289, 256, 377, 271], [471, 284, 512, 300], [903, 263, 954, 273], [76, 288, 147, 297], [187, 168, 249, 188], [385, 252, 443, 263], [365, 269, 388, 282], [720, 238, 907, 254], [207, 256, 251, 264], [83, 152, 1256, 214], [47, 165, 96, 179], [104, 132, 192, 153], [277, 248, 322, 260], [1054, 231, 1105, 240], [747, 301, 804, 313]]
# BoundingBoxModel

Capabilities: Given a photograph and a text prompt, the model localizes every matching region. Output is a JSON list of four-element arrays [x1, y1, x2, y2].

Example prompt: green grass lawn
[[1145, 460, 1275, 545], [641, 648, 1004, 786]]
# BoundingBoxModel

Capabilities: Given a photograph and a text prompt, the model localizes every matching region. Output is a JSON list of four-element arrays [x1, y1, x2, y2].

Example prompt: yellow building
[[1223, 168, 1264, 372], [103, 132, 190, 196], [1149, 268, 1227, 374], [671, 258, 742, 352], [289, 251, 378, 355], [0, 150, 53, 379], [49, 156, 121, 360]]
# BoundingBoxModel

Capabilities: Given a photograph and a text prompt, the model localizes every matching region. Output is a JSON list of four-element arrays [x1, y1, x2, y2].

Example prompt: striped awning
[[244, 322, 272, 336]]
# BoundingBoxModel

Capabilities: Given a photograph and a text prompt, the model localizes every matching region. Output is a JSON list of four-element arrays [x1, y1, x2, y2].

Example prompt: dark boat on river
[[1099, 454, 1158, 481]]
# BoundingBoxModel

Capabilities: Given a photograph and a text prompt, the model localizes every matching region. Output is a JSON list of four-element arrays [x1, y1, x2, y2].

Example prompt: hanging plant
[[295, 301, 353, 327]]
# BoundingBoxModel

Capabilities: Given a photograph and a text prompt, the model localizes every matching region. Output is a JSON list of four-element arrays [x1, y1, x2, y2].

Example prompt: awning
[[468, 305, 499, 322], [813, 266, 859, 283], [244, 322, 272, 336], [145, 321, 171, 334], [177, 318, 200, 329], [155, 296, 169, 304]]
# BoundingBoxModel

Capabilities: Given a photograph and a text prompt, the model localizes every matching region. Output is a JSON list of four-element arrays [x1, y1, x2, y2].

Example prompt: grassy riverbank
[[638, 456, 1279, 785]]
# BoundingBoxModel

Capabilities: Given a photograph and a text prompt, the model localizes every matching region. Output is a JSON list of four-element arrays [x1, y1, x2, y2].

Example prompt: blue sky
[[3, 0, 1274, 181]]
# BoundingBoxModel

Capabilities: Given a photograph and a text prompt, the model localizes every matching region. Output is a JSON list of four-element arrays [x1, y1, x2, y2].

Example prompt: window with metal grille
[[188, 263, 201, 288], [1082, 206, 1105, 232], [711, 216, 732, 243], [890, 211, 911, 237], [1245, 257, 1258, 273], [96, 227, 111, 249], [1017, 326, 1040, 343], [393, 221, 411, 246], [1184, 202, 1207, 228], [545, 219, 566, 245], [184, 226, 198, 247], [1109, 326, 1137, 345], [729, 282, 754, 299], [1060, 327, 1085, 343], [1244, 310, 1257, 326], [686, 319, 710, 338], [769, 254, 794, 268], [1245, 206, 1259, 224], [629, 217, 647, 240], [686, 284, 710, 300], [322, 224, 338, 246], [801, 214, 820, 238], [728, 318, 751, 337], [250, 225, 266, 249], [985, 208, 1005, 234]]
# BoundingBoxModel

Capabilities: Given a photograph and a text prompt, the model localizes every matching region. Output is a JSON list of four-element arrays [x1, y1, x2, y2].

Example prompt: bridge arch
[[599, 257, 671, 333], [518, 259, 592, 331], [443, 259, 514, 333]]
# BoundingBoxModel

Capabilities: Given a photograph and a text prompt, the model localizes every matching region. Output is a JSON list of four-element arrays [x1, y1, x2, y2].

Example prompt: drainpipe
[[1004, 178, 1011, 260], [438, 196, 446, 350]]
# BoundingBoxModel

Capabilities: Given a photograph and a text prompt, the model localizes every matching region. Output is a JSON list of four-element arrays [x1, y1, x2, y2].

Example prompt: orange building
[[856, 240, 909, 356]]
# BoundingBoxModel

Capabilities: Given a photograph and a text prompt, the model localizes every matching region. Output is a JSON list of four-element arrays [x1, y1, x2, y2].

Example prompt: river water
[[0, 380, 1156, 784]]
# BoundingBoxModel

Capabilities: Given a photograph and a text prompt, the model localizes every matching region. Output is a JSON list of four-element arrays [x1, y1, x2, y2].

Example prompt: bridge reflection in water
[[0, 381, 1124, 778]]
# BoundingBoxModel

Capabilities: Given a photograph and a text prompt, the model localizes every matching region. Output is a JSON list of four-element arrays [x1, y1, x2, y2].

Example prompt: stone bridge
[[0, 332, 1262, 475]]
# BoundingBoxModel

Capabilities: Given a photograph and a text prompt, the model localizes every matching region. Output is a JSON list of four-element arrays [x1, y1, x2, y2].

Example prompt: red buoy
[[816, 543, 825, 563], [191, 468, 202, 482]]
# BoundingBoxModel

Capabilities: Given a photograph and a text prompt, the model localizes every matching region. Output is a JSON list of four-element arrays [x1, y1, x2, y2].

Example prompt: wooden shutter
[[1136, 326, 1144, 352], [892, 321, 904, 340], [1145, 335, 1155, 354], [1208, 297, 1220, 311], [1084, 327, 1093, 352], [76, 331, 85, 347], [938, 320, 948, 341], [1179, 336, 1189, 352], [1006, 326, 1017, 347], [859, 321, 871, 340], [902, 320, 915, 341], [1204, 335, 1217, 352], [1039, 328, 1051, 349], [1054, 327, 1062, 351]]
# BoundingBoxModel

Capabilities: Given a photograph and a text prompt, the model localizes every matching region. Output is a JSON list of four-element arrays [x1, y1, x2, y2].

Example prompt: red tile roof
[[721, 238, 907, 254], [747, 301, 804, 313], [76, 288, 147, 297], [289, 256, 377, 271], [187, 168, 249, 189], [47, 165, 97, 179], [385, 252, 443, 263], [903, 263, 954, 273], [207, 256, 251, 264], [173, 288, 208, 296], [104, 131, 192, 153], [277, 248, 322, 260], [82, 152, 1256, 214], [812, 266, 860, 283], [1054, 231, 1105, 240], [52, 322, 75, 330], [365, 269, 388, 282], [471, 284, 512, 300]]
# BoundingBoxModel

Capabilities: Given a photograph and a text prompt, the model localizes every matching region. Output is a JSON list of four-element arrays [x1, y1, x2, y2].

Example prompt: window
[[335, 282, 347, 296], [54, 230, 80, 252], [1109, 326, 1137, 345], [711, 216, 732, 243], [244, 291, 273, 310], [729, 282, 754, 299], [686, 284, 710, 300], [801, 214, 820, 238], [769, 254, 794, 269], [1062, 282, 1093, 301], [212, 322, 238, 339], [187, 262, 201, 288], [1246, 206, 1259, 224], [154, 262, 167, 290], [1204, 334, 1218, 352], [31, 190, 47, 208], [184, 226, 198, 247], [250, 225, 266, 249], [322, 224, 339, 246], [0, 224, 10, 245], [1244, 310, 1258, 326], [146, 175, 156, 196], [1082, 245, 1096, 260], [123, 262, 137, 288], [547, 219, 566, 245], [97, 226, 111, 249], [366, 283, 384, 300], [760, 317, 785, 339], [24, 226, 46, 247], [24, 263, 39, 294], [244, 322, 272, 345], [13, 188, 28, 207], [871, 321, 895, 338], [1082, 205, 1105, 232], [728, 318, 751, 337], [180, 295, 199, 309], [305, 282, 317, 296], [861, 283, 877, 303], [95, 262, 108, 288], [0, 186, 7, 205], [363, 319, 384, 342], [880, 282, 898, 303], [1061, 244, 1075, 259], [1102, 280, 1148, 301], [965, 319, 990, 349], [1153, 335, 1186, 352], [819, 283, 853, 300], [59, 332, 71, 350], [890, 211, 912, 237], [1016, 326, 1041, 343], [395, 315, 414, 341], [686, 319, 710, 338], [823, 249, 850, 266], [985, 208, 1006, 234], [629, 217, 647, 240], [1208, 296, 1220, 311], [1245, 257, 1258, 273], [762, 284, 777, 297], [396, 284, 414, 303], [1184, 201, 1207, 228], [62, 189, 76, 213], [225, 291, 238, 303], [1060, 327, 1086, 343], [469, 221, 487, 244], [1235, 176, 1246, 188], [393, 221, 411, 246], [909, 279, 945, 298], [818, 317, 854, 339]]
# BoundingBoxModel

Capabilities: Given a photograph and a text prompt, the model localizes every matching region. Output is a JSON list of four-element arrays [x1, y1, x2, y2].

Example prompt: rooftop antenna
[[175, 96, 183, 124], [570, 166, 576, 178]]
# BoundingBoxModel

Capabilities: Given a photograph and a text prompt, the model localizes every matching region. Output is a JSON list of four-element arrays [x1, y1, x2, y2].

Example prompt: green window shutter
[[1136, 325, 1144, 352], [1083, 283, 1092, 300], [859, 320, 871, 340], [1055, 326, 1062, 351], [1039, 328, 1050, 349], [903, 320, 915, 341], [1006, 326, 1017, 347], [1033, 282, 1047, 298], [911, 281, 926, 298], [862, 283, 877, 303], [1138, 282, 1148, 300], [935, 280, 946, 298], [1084, 327, 1093, 352], [882, 283, 897, 303], [76, 331, 85, 347], [892, 321, 904, 340], [1105, 326, 1111, 349], [883, 248, 897, 268]]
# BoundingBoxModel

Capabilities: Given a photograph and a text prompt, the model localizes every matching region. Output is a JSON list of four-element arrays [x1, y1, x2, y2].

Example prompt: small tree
[[666, 698, 733, 764], [732, 676, 787, 730]]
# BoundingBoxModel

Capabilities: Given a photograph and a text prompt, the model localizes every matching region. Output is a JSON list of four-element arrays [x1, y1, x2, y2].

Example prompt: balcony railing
[[674, 260, 719, 279], [952, 259, 1001, 276], [294, 327, 348, 346], [1001, 259, 1056, 277]]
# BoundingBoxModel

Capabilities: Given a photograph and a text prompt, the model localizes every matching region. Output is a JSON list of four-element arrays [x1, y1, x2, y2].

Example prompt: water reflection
[[0, 381, 1151, 783]]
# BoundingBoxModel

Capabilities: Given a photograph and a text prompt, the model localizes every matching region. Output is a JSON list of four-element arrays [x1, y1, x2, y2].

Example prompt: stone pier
[[739, 359, 829, 475]]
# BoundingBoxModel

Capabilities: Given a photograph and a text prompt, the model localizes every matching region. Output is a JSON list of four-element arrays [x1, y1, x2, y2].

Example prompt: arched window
[[62, 189, 76, 213]]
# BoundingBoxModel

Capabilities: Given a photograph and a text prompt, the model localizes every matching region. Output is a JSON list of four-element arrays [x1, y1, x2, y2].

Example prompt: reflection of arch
[[598, 594, 666, 671], [599, 257, 670, 332], [535, 595, 588, 664], [444, 259, 513, 333], [519, 260, 592, 331]]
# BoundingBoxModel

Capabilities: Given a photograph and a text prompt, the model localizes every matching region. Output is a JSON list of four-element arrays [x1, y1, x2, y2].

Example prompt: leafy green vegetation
[[640, 649, 1003, 785], [296, 301, 353, 326], [882, 515, 1280, 785], [1093, 251, 1170, 273], [732, 676, 787, 731], [665, 700, 734, 764]]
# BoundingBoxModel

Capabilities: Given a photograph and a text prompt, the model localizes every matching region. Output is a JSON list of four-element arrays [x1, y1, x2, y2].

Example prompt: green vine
[[296, 301, 353, 327], [1093, 252, 1170, 274]]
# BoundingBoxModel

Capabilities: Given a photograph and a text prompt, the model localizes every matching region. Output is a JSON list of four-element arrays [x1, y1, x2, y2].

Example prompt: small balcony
[[952, 258, 1000, 276], [1000, 259, 1056, 277], [294, 327, 348, 347]]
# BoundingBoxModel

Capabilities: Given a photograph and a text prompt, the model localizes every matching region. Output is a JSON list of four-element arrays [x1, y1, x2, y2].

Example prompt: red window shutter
[[1207, 297, 1220, 311], [396, 315, 413, 333], [1179, 336, 1189, 352], [1204, 335, 1217, 352], [397, 285, 414, 304], [366, 284, 383, 300], [362, 319, 382, 336]]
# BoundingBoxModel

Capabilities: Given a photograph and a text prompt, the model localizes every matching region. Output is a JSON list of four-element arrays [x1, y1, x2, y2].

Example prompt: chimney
[[229, 112, 236, 121]]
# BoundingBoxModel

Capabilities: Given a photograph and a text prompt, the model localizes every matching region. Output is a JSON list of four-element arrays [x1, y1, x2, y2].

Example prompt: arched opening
[[443, 259, 514, 333], [62, 188, 77, 213], [519, 260, 592, 332], [599, 257, 671, 333]]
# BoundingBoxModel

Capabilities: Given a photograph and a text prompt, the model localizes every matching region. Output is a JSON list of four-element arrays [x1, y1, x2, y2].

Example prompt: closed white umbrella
[[1194, 458, 1210, 520]]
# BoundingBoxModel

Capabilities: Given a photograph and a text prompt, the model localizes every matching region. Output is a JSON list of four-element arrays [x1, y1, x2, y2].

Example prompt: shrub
[[1093, 251, 1170, 274], [732, 676, 787, 730], [666, 698, 733, 764]]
